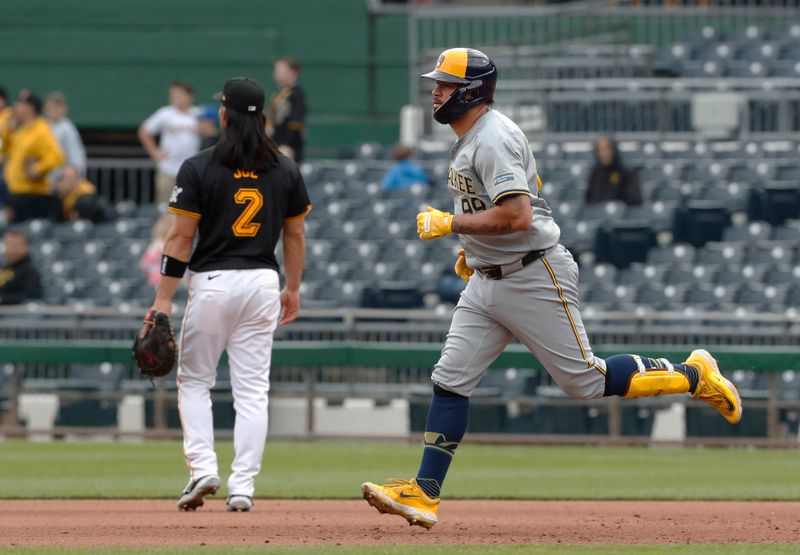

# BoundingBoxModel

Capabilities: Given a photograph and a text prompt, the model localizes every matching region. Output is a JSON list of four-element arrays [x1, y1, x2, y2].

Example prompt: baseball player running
[[140, 77, 311, 512], [361, 48, 742, 529]]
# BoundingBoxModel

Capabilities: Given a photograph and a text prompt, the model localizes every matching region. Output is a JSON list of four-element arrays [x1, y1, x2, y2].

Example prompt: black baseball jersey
[[168, 147, 311, 273]]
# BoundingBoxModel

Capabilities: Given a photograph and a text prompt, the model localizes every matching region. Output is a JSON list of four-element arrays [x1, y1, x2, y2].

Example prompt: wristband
[[160, 255, 188, 278]]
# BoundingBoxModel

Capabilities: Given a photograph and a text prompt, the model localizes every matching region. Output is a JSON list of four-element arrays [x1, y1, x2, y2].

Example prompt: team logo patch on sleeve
[[494, 172, 515, 186], [170, 186, 183, 204]]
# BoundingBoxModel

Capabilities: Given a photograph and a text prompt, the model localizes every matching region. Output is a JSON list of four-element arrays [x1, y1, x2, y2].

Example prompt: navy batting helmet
[[421, 48, 497, 124]]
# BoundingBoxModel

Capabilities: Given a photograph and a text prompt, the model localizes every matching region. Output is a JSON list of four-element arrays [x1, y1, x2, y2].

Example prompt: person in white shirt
[[44, 91, 87, 177], [138, 82, 201, 203]]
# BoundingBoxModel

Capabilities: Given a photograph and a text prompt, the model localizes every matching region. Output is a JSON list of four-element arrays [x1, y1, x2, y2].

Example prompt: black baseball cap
[[213, 77, 264, 115]]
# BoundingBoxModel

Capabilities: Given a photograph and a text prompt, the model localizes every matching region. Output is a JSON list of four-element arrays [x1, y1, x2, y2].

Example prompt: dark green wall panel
[[0, 0, 408, 154]]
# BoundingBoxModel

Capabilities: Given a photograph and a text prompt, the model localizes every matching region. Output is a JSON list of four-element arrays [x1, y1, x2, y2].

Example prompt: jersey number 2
[[232, 188, 263, 237]]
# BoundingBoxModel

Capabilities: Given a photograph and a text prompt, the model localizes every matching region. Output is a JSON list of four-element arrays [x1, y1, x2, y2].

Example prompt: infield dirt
[[2, 499, 800, 548]]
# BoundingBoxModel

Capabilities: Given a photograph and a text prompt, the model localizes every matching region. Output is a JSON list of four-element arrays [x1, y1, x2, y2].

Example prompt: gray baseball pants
[[432, 244, 607, 399]]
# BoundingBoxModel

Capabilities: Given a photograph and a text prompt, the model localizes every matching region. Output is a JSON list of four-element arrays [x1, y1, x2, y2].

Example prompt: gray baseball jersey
[[433, 109, 607, 399], [448, 109, 560, 268]]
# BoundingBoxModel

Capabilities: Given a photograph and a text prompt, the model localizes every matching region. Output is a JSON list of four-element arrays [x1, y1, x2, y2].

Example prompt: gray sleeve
[[473, 134, 531, 204], [64, 121, 87, 175]]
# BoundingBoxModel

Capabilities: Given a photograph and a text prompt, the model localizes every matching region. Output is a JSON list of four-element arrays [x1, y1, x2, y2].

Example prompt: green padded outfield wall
[[0, 0, 409, 157]]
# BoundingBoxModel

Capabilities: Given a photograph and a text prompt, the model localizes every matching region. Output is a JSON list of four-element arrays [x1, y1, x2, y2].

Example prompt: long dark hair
[[213, 111, 281, 172]]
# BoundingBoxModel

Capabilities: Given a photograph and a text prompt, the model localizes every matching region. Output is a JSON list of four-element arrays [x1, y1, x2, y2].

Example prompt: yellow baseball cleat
[[684, 349, 742, 424], [361, 478, 439, 530]]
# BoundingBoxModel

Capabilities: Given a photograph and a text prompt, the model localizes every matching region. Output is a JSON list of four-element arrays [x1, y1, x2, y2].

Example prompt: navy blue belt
[[478, 249, 547, 280]]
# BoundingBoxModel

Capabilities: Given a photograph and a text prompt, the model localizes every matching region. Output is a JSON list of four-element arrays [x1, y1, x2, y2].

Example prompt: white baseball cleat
[[177, 475, 221, 511], [226, 495, 254, 512]]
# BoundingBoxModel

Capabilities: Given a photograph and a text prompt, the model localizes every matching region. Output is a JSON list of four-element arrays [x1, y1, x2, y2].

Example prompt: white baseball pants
[[177, 268, 281, 498]]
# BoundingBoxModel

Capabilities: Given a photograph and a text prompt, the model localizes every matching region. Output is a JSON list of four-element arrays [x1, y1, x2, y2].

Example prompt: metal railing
[[0, 305, 797, 345], [420, 77, 800, 142], [402, 2, 800, 101], [85, 158, 156, 205]]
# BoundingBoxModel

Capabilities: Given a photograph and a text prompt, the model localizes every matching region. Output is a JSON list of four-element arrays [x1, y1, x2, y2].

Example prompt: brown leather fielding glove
[[132, 309, 177, 379]]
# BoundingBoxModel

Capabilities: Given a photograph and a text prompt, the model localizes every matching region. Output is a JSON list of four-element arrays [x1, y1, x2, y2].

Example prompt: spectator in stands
[[51, 164, 112, 223], [0, 86, 10, 132], [585, 135, 642, 206], [381, 143, 431, 190], [44, 91, 87, 177], [138, 82, 201, 204], [1, 90, 64, 222], [0, 228, 42, 304], [266, 57, 307, 162], [139, 212, 175, 287], [0, 86, 11, 211], [197, 105, 220, 150]]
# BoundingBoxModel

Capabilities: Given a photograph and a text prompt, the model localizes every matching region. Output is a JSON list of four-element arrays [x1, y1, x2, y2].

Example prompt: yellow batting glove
[[417, 206, 453, 240], [454, 249, 474, 282]]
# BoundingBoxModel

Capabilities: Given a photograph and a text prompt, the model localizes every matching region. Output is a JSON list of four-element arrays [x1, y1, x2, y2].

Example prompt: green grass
[[2, 546, 800, 554], [0, 439, 798, 500]]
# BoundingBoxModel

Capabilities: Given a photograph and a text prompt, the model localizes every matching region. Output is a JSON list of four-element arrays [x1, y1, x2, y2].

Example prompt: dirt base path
[[3, 500, 800, 548]]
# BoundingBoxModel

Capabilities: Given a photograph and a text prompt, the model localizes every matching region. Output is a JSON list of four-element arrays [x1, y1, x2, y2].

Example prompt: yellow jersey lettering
[[232, 188, 264, 237], [233, 169, 259, 179]]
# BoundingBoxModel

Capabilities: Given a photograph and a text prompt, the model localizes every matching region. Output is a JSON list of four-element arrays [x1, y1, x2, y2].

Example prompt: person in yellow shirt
[[0, 87, 12, 210], [0, 87, 11, 133], [52, 164, 111, 223], [1, 91, 64, 222]]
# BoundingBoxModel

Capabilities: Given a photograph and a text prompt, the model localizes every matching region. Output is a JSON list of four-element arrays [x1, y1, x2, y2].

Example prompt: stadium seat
[[360, 280, 424, 309], [581, 285, 619, 310], [312, 280, 365, 307], [114, 200, 138, 218], [787, 285, 800, 307], [647, 243, 695, 265], [722, 221, 772, 243], [746, 242, 796, 267], [763, 264, 800, 286], [659, 263, 701, 287], [576, 262, 617, 288], [698, 183, 750, 213], [726, 61, 768, 78], [672, 201, 731, 248], [653, 182, 690, 203], [19, 219, 52, 241], [437, 271, 467, 305], [57, 220, 94, 241], [593, 222, 657, 268], [627, 201, 676, 232], [354, 142, 385, 160], [636, 284, 679, 310], [682, 284, 723, 310], [738, 41, 780, 61], [712, 264, 762, 286], [680, 60, 724, 78], [695, 242, 744, 266], [360, 161, 393, 184], [772, 220, 800, 242], [749, 184, 800, 226], [768, 61, 800, 77], [735, 283, 786, 310], [559, 221, 597, 255], [725, 163, 759, 183]]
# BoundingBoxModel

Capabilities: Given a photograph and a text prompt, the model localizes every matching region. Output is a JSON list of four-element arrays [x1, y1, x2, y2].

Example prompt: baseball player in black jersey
[[139, 77, 311, 513]]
